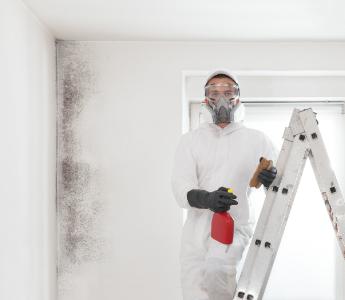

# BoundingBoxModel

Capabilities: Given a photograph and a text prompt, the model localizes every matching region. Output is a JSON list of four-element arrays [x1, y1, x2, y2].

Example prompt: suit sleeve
[[171, 133, 199, 209]]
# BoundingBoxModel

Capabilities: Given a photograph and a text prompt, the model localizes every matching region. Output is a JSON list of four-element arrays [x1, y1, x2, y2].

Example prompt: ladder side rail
[[249, 136, 310, 300], [234, 133, 309, 300], [235, 131, 295, 292], [300, 109, 345, 257], [234, 109, 303, 296]]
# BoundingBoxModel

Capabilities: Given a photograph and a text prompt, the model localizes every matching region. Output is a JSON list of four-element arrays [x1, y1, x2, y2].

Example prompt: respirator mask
[[204, 82, 240, 124]]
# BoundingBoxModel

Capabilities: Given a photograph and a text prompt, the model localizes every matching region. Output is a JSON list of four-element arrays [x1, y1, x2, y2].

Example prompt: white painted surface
[[0, 1, 56, 300], [55, 41, 345, 300], [2, 1, 345, 299], [22, 0, 345, 41]]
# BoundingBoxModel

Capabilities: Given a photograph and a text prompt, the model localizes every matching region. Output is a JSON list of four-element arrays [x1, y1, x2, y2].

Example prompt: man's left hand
[[258, 167, 277, 189]]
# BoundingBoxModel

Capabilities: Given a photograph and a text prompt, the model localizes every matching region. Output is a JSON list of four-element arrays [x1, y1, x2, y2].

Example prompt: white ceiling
[[23, 0, 345, 41]]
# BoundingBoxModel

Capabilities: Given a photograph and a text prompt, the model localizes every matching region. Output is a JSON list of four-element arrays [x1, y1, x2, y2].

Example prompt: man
[[171, 69, 278, 300]]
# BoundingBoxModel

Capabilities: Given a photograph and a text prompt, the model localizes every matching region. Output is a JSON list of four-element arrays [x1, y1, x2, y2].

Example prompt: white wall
[[1, 2, 344, 298], [0, 1, 56, 300], [56, 41, 345, 300]]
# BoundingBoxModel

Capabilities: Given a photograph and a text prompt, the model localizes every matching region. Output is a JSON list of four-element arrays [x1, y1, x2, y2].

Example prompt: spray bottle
[[211, 188, 235, 245]]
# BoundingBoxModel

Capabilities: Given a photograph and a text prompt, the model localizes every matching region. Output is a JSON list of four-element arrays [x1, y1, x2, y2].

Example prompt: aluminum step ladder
[[233, 108, 345, 300]]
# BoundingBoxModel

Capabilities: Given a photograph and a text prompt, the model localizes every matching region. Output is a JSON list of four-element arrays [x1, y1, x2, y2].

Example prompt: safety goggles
[[205, 83, 240, 104]]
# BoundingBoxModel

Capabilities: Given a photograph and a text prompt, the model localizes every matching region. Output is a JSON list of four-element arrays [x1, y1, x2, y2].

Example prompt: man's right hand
[[187, 187, 238, 212]]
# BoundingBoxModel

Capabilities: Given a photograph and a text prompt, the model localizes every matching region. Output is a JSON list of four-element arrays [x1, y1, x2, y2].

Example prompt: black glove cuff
[[187, 189, 209, 209]]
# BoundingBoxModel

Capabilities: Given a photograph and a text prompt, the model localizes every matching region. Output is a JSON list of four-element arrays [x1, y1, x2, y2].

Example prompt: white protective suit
[[171, 70, 278, 300]]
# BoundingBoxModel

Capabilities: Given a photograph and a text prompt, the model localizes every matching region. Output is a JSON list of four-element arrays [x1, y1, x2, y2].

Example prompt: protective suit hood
[[204, 69, 240, 88]]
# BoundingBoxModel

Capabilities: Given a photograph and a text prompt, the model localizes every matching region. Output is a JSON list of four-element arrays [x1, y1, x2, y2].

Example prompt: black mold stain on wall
[[57, 42, 105, 283]]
